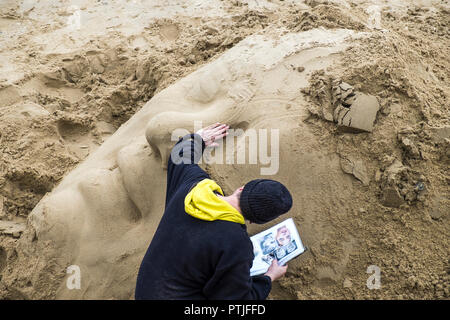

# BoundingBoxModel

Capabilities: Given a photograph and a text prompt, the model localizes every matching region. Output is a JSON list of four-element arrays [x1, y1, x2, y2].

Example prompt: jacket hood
[[184, 179, 245, 224]]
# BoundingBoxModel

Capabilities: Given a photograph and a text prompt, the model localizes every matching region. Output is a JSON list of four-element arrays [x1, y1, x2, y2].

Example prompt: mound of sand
[[0, 0, 448, 299]]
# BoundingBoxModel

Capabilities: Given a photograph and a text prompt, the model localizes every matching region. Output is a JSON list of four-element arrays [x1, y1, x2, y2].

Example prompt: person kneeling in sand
[[135, 123, 292, 300]]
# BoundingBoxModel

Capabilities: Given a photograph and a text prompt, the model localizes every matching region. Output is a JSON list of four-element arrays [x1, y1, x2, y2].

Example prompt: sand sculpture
[[1, 0, 448, 301], [8, 28, 371, 299]]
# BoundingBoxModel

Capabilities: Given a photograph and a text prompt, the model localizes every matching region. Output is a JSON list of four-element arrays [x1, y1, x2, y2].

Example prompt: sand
[[0, 0, 448, 299]]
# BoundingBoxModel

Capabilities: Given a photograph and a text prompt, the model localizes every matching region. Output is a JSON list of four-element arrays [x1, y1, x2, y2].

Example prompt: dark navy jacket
[[135, 133, 271, 300]]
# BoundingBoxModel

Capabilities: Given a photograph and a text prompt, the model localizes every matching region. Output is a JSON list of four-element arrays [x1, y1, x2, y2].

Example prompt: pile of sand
[[0, 0, 448, 299]]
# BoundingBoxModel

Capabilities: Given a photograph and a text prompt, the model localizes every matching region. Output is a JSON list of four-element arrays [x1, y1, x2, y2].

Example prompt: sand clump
[[296, 5, 449, 298], [0, 0, 449, 300]]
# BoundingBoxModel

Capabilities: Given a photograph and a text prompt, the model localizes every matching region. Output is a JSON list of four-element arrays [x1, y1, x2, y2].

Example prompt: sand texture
[[0, 0, 449, 299]]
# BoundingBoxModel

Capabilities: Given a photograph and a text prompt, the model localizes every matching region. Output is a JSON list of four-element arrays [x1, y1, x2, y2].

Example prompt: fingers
[[211, 123, 229, 133], [276, 259, 287, 267], [213, 125, 229, 140], [272, 258, 287, 268], [265, 259, 287, 281], [268, 259, 278, 269], [214, 130, 229, 140], [202, 123, 229, 134], [207, 124, 229, 137], [206, 132, 228, 148], [198, 123, 229, 148], [205, 122, 221, 130]]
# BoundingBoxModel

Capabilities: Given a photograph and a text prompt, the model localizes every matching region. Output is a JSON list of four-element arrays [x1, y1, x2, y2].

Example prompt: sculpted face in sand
[[17, 29, 362, 299]]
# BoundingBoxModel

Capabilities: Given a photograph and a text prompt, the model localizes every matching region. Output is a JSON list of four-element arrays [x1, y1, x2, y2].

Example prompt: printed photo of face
[[262, 253, 274, 266], [276, 226, 291, 247], [275, 247, 286, 259], [286, 240, 297, 254], [260, 234, 277, 255]]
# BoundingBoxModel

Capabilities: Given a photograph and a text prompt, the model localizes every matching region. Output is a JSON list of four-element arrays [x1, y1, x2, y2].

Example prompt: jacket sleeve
[[165, 133, 209, 207], [202, 239, 272, 300]]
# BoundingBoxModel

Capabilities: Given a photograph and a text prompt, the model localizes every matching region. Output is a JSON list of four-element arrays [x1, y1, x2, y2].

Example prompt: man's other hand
[[264, 259, 287, 282]]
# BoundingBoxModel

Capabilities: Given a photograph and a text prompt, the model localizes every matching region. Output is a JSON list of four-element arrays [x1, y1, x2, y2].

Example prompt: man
[[135, 123, 293, 299]]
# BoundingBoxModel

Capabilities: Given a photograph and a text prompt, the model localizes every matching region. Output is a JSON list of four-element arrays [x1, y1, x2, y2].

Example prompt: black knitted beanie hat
[[239, 179, 293, 224]]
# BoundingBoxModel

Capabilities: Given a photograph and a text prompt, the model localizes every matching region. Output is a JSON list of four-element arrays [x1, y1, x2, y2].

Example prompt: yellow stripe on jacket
[[185, 179, 245, 225]]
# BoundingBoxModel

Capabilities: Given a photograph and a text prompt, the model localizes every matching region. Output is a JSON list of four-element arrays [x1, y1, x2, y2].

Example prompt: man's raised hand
[[196, 123, 229, 147]]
